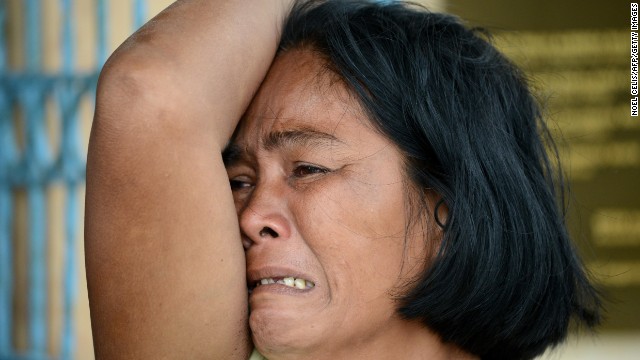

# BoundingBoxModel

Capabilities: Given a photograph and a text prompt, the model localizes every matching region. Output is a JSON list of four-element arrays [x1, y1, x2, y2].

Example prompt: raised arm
[[85, 1, 292, 358]]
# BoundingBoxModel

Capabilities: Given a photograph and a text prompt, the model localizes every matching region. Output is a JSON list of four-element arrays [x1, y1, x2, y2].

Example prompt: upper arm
[[84, 2, 293, 357], [85, 53, 250, 360]]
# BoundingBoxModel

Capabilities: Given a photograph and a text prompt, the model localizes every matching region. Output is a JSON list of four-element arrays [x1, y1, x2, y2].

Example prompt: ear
[[433, 197, 449, 229], [420, 190, 448, 260]]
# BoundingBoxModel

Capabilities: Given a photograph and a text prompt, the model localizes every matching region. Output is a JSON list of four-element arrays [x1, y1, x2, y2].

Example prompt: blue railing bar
[[26, 188, 47, 358], [22, 86, 50, 356], [24, 0, 48, 351], [0, 0, 13, 355], [133, 0, 148, 30], [21, 0, 47, 355], [61, 0, 75, 71], [61, 187, 78, 360], [96, 0, 109, 66], [0, 89, 16, 357], [25, 0, 42, 71], [60, 0, 78, 358]]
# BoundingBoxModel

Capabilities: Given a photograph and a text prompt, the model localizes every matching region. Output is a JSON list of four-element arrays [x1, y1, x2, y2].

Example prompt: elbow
[[88, 54, 181, 186], [94, 53, 180, 130]]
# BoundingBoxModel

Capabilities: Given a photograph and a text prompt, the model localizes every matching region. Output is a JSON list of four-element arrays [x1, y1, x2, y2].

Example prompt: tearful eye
[[292, 164, 329, 178], [229, 178, 253, 191]]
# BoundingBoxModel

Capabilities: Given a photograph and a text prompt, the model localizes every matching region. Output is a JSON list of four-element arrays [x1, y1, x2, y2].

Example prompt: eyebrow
[[262, 128, 342, 151], [222, 128, 343, 167]]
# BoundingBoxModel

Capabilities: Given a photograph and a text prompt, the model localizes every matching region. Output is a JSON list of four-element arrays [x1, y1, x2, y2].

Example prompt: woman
[[85, 1, 601, 359]]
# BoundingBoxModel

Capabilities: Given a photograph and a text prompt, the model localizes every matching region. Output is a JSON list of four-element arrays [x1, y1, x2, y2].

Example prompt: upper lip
[[246, 266, 316, 288]]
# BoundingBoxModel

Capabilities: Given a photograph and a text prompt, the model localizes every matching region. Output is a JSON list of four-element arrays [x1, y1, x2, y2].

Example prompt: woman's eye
[[292, 164, 328, 178], [229, 178, 252, 191]]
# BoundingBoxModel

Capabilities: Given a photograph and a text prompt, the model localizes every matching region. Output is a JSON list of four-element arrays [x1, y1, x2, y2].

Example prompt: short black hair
[[279, 1, 602, 359]]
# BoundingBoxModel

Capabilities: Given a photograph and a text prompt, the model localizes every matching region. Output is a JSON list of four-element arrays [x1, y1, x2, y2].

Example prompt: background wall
[[1, 0, 637, 359], [447, 0, 640, 358]]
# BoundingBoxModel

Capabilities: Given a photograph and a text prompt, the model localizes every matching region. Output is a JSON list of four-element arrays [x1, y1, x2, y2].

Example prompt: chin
[[250, 309, 324, 357]]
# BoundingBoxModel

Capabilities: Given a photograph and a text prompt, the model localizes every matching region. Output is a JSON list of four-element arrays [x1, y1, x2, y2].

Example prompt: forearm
[[85, 1, 293, 358]]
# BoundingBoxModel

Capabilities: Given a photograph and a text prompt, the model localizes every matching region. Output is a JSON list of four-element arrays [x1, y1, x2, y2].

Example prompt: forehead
[[234, 49, 372, 148]]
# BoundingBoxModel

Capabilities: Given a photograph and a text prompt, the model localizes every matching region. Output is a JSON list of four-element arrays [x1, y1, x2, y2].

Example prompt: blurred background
[[0, 0, 638, 359]]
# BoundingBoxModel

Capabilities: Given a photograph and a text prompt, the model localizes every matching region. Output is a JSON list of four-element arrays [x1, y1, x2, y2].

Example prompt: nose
[[239, 180, 292, 249]]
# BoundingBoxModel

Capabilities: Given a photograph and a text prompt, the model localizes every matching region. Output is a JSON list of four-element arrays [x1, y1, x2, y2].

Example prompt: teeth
[[255, 277, 314, 289], [294, 278, 306, 289], [283, 277, 295, 287]]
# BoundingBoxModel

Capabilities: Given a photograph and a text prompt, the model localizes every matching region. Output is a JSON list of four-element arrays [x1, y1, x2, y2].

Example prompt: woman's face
[[225, 49, 434, 358]]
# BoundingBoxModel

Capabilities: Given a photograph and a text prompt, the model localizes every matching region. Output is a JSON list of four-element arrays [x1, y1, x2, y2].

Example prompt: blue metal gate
[[0, 1, 148, 358]]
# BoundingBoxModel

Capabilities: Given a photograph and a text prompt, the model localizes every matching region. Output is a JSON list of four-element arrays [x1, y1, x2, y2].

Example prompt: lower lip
[[250, 283, 315, 297]]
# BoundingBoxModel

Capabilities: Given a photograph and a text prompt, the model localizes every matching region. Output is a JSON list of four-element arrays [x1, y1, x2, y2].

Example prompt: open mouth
[[250, 276, 315, 291]]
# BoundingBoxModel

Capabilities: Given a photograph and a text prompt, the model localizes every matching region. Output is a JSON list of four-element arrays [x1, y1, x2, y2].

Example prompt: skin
[[225, 49, 474, 360]]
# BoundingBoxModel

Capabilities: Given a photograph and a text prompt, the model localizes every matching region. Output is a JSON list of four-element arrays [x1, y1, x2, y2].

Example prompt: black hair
[[279, 1, 602, 359]]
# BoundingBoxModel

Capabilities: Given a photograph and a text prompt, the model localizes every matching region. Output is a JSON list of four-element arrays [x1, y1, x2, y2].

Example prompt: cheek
[[318, 167, 409, 241], [293, 168, 410, 291]]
